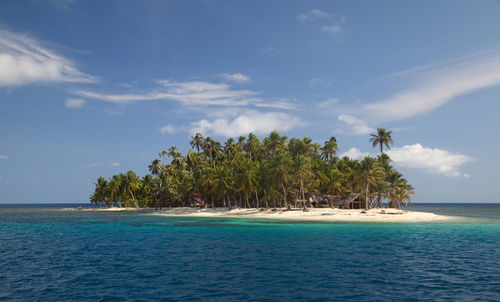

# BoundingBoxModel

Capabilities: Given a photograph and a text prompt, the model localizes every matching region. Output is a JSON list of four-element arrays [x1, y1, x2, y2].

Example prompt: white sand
[[93, 207, 143, 211], [149, 207, 449, 222]]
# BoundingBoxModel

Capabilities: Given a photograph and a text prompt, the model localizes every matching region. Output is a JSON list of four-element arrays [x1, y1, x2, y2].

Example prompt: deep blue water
[[1, 204, 499, 301]]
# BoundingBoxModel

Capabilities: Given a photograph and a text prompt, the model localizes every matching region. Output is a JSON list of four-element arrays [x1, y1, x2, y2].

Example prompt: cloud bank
[[190, 110, 302, 137], [387, 144, 474, 177], [340, 144, 473, 177]]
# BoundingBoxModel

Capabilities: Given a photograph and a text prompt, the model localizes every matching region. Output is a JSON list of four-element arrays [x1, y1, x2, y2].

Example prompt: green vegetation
[[90, 129, 413, 209]]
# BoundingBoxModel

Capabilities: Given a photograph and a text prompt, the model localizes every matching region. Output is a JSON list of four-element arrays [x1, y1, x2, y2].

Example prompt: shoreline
[[84, 207, 450, 222]]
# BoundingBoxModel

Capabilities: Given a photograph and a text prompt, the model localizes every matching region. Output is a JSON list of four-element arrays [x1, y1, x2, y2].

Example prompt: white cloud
[[338, 144, 473, 177], [159, 124, 178, 134], [73, 80, 295, 110], [65, 98, 86, 108], [298, 9, 331, 22], [190, 110, 302, 137], [219, 73, 250, 83], [0, 154, 8, 160], [340, 147, 371, 160], [387, 144, 474, 177], [363, 52, 500, 121], [317, 98, 339, 109], [0, 28, 96, 87], [253, 99, 297, 110], [322, 25, 342, 36], [109, 162, 121, 167], [333, 51, 500, 135], [74, 81, 255, 105], [337, 114, 375, 135]]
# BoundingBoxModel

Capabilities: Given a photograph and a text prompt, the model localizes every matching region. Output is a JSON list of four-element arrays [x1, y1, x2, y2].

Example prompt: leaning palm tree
[[370, 128, 393, 154]]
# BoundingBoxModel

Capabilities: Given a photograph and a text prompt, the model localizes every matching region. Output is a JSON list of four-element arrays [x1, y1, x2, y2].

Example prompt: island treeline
[[90, 129, 413, 209]]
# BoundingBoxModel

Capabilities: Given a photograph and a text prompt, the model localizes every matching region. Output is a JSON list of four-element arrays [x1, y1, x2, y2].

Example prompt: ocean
[[1, 203, 499, 301]]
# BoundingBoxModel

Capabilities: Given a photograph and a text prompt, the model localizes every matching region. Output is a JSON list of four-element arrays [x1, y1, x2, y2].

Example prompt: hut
[[191, 194, 206, 208], [331, 193, 367, 209]]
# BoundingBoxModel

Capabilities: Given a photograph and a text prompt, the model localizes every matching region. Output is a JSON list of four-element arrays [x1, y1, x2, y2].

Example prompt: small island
[[89, 129, 447, 222]]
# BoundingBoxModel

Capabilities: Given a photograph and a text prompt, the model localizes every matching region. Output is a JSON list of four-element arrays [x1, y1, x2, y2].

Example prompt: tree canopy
[[91, 131, 413, 209]]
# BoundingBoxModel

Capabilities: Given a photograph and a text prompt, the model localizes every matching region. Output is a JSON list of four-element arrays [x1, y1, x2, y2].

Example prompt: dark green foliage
[[91, 131, 413, 208]]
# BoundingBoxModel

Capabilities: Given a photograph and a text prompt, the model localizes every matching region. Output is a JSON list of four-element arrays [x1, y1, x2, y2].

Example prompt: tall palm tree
[[90, 131, 414, 210], [370, 128, 394, 154], [148, 159, 162, 176], [212, 165, 232, 207], [90, 176, 109, 206], [123, 171, 141, 207], [190, 132, 204, 152], [237, 158, 259, 208], [386, 170, 414, 208], [108, 175, 123, 206], [319, 168, 345, 197], [269, 150, 291, 208], [320, 137, 338, 163], [355, 157, 385, 209], [244, 132, 260, 159]]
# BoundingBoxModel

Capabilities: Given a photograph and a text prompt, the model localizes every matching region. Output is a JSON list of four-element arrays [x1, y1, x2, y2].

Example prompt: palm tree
[[320, 137, 338, 163], [269, 150, 291, 208], [139, 174, 155, 207], [123, 171, 141, 207], [212, 165, 232, 207], [237, 158, 259, 208], [190, 132, 204, 152], [386, 170, 414, 208], [370, 128, 394, 154], [90, 131, 414, 211], [354, 157, 385, 209], [244, 132, 260, 159], [319, 168, 345, 197], [90, 176, 109, 206], [148, 159, 162, 176]]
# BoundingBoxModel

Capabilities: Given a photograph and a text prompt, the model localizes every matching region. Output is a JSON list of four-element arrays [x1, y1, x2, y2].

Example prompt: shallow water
[[1, 203, 499, 301]]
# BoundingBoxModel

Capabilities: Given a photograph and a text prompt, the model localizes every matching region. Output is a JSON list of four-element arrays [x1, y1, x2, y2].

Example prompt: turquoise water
[[1, 204, 499, 301]]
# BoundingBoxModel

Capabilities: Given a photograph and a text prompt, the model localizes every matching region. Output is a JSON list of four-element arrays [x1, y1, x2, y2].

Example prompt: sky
[[1, 0, 499, 203]]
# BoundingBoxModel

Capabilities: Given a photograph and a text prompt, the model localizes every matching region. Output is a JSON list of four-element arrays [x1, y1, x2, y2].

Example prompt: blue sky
[[1, 0, 499, 203]]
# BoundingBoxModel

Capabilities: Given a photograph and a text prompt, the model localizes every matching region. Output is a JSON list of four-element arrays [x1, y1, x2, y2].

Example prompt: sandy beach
[[88, 207, 450, 222]]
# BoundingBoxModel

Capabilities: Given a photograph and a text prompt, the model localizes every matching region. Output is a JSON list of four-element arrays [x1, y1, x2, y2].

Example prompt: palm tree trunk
[[365, 182, 369, 210], [300, 177, 305, 205], [282, 184, 287, 208]]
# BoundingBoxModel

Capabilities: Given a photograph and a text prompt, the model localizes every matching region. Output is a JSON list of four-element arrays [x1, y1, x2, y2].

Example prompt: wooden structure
[[191, 194, 207, 208], [305, 193, 366, 209], [336, 194, 367, 209]]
